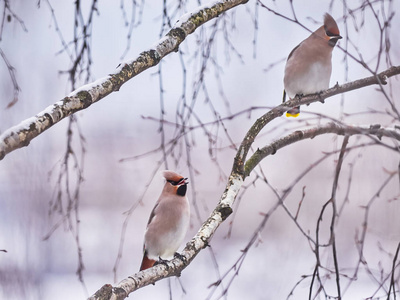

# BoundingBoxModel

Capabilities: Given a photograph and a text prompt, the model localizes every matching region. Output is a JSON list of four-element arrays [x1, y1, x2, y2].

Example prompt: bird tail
[[286, 106, 300, 118], [140, 252, 156, 271]]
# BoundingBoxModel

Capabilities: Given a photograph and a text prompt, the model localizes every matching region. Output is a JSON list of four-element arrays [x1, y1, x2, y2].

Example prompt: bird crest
[[324, 13, 340, 37], [162, 170, 183, 181]]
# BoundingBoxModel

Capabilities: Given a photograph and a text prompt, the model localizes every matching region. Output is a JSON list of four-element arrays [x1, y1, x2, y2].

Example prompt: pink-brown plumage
[[283, 13, 342, 117], [139, 170, 190, 271]]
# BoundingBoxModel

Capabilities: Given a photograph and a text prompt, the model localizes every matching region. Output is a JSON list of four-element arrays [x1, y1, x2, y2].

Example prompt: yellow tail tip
[[286, 112, 300, 118]]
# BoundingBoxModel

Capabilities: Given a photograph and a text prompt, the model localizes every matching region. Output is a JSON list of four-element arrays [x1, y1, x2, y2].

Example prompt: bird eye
[[324, 26, 337, 37], [167, 177, 188, 186]]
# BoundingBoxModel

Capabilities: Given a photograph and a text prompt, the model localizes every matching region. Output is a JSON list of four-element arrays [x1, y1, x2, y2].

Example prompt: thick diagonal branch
[[88, 173, 242, 300], [89, 121, 400, 299], [0, 0, 249, 161]]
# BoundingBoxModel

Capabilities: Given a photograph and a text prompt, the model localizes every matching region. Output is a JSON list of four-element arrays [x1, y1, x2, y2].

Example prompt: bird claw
[[317, 92, 325, 103], [172, 252, 187, 277], [174, 252, 187, 264], [154, 257, 170, 270], [295, 93, 304, 99]]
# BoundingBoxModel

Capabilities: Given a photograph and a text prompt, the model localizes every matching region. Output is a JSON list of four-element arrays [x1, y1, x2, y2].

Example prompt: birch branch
[[88, 173, 242, 300], [0, 0, 249, 161], [88, 120, 400, 300], [1, 0, 398, 297], [233, 65, 400, 175], [244, 122, 400, 176]]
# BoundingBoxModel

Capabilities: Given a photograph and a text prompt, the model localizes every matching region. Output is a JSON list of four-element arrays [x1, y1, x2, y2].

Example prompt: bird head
[[162, 170, 189, 196], [323, 13, 342, 47]]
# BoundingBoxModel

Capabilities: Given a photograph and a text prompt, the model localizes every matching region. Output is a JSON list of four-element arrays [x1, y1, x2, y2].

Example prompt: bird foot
[[154, 257, 170, 270], [295, 93, 304, 99], [174, 252, 187, 264], [173, 252, 188, 277], [317, 92, 325, 104]]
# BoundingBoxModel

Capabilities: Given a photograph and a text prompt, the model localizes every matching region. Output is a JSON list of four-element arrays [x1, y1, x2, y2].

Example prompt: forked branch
[[88, 121, 400, 299]]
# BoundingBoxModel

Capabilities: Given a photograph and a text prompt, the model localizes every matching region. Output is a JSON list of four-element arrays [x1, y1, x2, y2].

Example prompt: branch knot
[[217, 204, 233, 221]]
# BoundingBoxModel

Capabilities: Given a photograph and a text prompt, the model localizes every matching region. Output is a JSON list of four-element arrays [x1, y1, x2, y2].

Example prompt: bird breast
[[284, 60, 332, 98], [284, 33, 334, 98], [144, 196, 190, 260]]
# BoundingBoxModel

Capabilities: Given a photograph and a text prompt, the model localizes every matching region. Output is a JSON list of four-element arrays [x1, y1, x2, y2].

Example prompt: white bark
[[88, 120, 400, 300], [88, 173, 243, 300], [0, 0, 249, 161]]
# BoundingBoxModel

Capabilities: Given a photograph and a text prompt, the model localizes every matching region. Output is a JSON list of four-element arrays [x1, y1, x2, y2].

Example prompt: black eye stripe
[[324, 25, 338, 37], [167, 180, 179, 186], [326, 30, 335, 36], [167, 177, 187, 186]]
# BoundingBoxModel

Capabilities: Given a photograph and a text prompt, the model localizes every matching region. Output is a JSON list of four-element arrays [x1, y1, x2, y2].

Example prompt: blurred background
[[0, 0, 399, 299]]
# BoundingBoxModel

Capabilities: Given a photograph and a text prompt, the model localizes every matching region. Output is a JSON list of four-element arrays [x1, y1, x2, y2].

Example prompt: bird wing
[[287, 42, 301, 61]]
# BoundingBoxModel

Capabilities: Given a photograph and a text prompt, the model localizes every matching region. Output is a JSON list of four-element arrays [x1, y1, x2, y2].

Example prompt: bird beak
[[331, 35, 342, 40], [178, 178, 189, 185]]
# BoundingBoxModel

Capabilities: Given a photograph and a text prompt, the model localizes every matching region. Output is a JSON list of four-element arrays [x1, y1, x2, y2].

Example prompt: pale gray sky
[[1, 1, 399, 299]]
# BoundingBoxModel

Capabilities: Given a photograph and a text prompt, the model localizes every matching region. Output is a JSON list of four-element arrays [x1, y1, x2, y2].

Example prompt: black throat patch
[[328, 38, 339, 47], [177, 184, 187, 196]]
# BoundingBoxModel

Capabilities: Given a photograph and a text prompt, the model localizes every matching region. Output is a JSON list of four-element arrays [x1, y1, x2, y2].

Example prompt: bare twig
[[388, 242, 400, 300], [0, 48, 20, 108], [328, 135, 350, 299], [0, 0, 27, 41], [0, 0, 250, 161]]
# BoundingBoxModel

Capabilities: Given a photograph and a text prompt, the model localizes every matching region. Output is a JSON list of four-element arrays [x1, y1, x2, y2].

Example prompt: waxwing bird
[[283, 13, 342, 117], [139, 170, 190, 271]]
